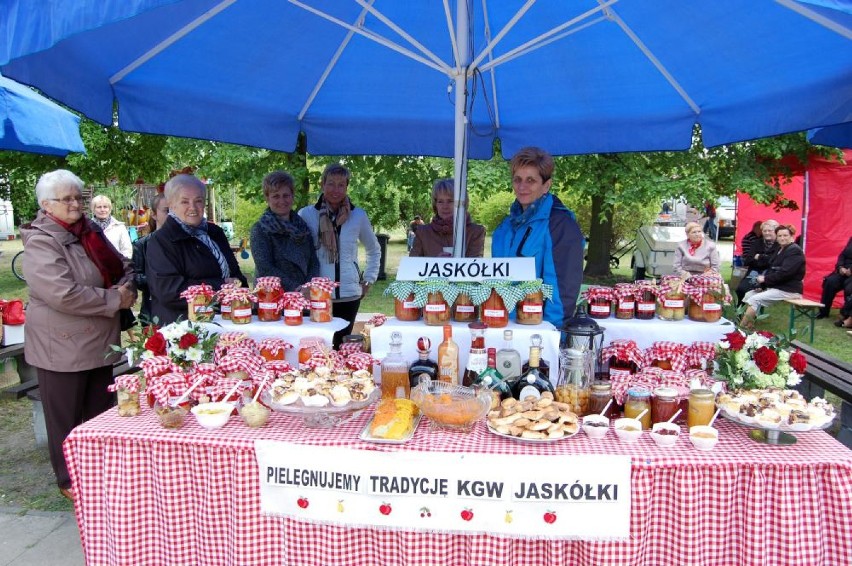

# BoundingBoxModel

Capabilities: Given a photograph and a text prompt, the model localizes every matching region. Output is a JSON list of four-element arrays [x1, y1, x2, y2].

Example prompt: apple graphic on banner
[[544, 511, 557, 524], [297, 497, 309, 509], [379, 503, 392, 515], [461, 508, 474, 521]]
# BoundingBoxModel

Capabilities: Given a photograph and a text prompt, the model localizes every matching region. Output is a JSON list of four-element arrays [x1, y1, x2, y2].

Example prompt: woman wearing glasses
[[409, 178, 485, 258], [21, 169, 137, 501]]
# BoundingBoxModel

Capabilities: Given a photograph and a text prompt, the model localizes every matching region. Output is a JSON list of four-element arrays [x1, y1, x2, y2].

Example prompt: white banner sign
[[255, 441, 631, 540], [397, 257, 535, 282]]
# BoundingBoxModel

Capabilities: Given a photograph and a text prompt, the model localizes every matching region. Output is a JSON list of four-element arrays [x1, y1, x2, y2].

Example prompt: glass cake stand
[[262, 388, 380, 428]]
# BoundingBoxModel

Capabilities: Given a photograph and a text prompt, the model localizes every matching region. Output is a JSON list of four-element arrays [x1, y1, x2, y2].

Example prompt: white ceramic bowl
[[650, 422, 681, 448], [582, 414, 609, 440], [614, 418, 643, 443], [689, 425, 719, 451], [191, 401, 233, 430]]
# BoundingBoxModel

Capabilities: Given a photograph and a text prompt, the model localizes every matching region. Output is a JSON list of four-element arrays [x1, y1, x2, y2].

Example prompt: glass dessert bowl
[[410, 378, 491, 433]]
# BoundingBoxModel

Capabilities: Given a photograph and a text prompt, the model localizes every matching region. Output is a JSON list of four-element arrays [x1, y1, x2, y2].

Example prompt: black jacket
[[834, 236, 852, 271], [744, 238, 780, 272], [146, 217, 248, 325], [763, 243, 805, 294], [132, 234, 153, 322]]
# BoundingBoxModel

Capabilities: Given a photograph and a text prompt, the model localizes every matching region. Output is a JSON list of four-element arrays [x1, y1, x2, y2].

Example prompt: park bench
[[792, 340, 852, 448], [784, 298, 824, 344], [0, 343, 37, 400]]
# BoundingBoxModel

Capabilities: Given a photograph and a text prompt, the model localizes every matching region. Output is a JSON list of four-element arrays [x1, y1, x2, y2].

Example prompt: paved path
[[0, 507, 83, 566]]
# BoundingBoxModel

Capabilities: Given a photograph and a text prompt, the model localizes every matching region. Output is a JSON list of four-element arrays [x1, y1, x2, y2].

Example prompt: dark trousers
[[37, 366, 114, 488], [332, 298, 361, 349], [819, 272, 852, 316]]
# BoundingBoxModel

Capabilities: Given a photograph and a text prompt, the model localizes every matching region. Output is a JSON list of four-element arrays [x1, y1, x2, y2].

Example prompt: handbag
[[119, 308, 137, 331]]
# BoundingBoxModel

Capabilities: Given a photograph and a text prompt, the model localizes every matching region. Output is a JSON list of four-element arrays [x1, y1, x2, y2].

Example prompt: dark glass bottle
[[511, 338, 555, 401], [462, 322, 488, 387], [409, 336, 439, 390], [521, 334, 550, 379]]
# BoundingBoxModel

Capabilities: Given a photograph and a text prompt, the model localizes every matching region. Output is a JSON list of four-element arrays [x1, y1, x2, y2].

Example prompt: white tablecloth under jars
[[596, 316, 734, 349]]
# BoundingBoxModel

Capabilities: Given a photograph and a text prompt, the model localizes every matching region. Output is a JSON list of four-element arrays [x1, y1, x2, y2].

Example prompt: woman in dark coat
[[131, 192, 168, 322], [250, 171, 318, 291], [147, 174, 247, 325]]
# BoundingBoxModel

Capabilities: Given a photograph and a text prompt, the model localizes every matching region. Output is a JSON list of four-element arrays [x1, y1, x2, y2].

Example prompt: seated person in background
[[147, 174, 248, 325], [91, 195, 133, 258], [410, 179, 485, 258], [250, 171, 319, 291], [817, 235, 852, 319], [491, 146, 584, 327], [740, 224, 805, 329], [132, 193, 169, 322], [739, 220, 763, 263], [736, 219, 779, 304], [673, 222, 720, 278], [835, 292, 852, 330]]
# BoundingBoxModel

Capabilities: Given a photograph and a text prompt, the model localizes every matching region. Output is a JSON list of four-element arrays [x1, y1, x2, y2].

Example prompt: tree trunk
[[583, 193, 614, 277]]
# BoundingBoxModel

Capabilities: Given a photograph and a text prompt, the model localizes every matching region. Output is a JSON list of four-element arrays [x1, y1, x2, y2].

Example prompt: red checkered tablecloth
[[64, 404, 852, 566]]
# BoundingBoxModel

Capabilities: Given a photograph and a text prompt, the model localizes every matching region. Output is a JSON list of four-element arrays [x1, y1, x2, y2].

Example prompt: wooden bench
[[792, 340, 852, 448], [784, 298, 824, 344], [0, 343, 38, 400]]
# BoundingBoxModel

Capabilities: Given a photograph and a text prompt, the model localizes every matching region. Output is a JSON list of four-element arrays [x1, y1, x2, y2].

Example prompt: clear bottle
[[409, 337, 439, 391], [436, 325, 459, 385], [495, 329, 522, 383], [462, 322, 488, 387], [381, 331, 410, 399], [521, 334, 551, 379], [475, 348, 512, 409], [511, 338, 555, 401]]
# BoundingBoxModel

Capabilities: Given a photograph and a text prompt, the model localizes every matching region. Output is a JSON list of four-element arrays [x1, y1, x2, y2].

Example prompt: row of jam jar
[[584, 282, 725, 323], [217, 277, 337, 325], [390, 280, 551, 327]]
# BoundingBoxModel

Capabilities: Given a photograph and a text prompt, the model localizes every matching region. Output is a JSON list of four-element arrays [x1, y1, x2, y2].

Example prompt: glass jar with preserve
[[297, 337, 325, 369], [280, 292, 309, 326], [255, 276, 283, 322], [415, 280, 458, 326], [229, 289, 255, 325], [634, 285, 657, 320], [514, 279, 553, 325], [651, 387, 680, 424], [656, 275, 685, 321], [589, 380, 617, 419], [183, 283, 216, 323], [582, 286, 614, 319], [424, 291, 451, 326], [555, 347, 592, 416], [385, 281, 421, 321], [613, 283, 636, 320], [624, 387, 652, 430], [216, 282, 241, 321], [302, 277, 337, 323], [452, 287, 479, 323], [687, 388, 716, 428]]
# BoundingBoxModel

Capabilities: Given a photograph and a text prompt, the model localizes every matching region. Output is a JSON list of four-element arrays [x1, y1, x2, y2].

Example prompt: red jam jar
[[424, 291, 450, 326], [588, 297, 611, 319], [651, 387, 680, 424], [256, 287, 282, 322], [614, 285, 635, 320], [283, 307, 303, 326], [635, 289, 656, 320], [394, 293, 422, 321], [481, 289, 509, 328], [516, 290, 544, 325]]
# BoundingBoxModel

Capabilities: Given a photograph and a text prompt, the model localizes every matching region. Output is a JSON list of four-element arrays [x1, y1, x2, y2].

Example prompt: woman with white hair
[[146, 174, 247, 325], [21, 169, 137, 501], [91, 195, 133, 258]]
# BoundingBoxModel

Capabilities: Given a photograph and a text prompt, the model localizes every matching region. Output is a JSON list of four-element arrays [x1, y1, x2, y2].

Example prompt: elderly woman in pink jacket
[[22, 170, 136, 501]]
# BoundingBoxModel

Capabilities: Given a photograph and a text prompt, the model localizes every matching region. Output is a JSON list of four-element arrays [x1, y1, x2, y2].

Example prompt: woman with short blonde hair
[[410, 178, 485, 258], [91, 194, 133, 258], [673, 221, 720, 278]]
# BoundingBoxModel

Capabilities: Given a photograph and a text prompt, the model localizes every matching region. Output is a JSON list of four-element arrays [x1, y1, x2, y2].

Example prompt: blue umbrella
[[0, 73, 85, 156], [1, 1, 849, 248], [808, 123, 852, 148]]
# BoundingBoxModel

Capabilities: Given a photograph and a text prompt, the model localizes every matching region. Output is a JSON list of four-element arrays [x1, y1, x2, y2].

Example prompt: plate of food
[[262, 367, 379, 427], [716, 388, 836, 432], [360, 398, 422, 444], [485, 393, 580, 442]]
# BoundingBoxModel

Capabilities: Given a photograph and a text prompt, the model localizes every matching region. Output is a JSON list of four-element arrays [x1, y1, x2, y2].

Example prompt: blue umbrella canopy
[[0, 73, 85, 156], [808, 123, 852, 148]]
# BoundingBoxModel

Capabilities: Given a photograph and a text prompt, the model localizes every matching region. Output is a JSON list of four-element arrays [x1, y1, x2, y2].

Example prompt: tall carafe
[[555, 348, 593, 416], [381, 331, 410, 399]]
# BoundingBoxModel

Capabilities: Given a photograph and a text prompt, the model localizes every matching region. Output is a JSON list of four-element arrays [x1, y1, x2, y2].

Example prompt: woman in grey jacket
[[22, 169, 137, 501], [299, 163, 380, 347]]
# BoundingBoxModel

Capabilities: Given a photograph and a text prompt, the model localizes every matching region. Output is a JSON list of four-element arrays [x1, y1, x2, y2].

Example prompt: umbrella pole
[[452, 1, 470, 259]]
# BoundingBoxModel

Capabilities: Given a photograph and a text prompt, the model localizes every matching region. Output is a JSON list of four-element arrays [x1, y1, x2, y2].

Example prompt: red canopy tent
[[735, 149, 852, 309]]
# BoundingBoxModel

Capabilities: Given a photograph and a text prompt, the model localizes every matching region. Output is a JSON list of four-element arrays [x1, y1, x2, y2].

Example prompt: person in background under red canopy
[[817, 235, 852, 320]]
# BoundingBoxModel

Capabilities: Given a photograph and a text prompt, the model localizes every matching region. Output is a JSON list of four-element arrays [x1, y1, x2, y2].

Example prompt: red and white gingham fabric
[[643, 341, 689, 372], [601, 339, 645, 369], [65, 404, 852, 566], [687, 341, 717, 368]]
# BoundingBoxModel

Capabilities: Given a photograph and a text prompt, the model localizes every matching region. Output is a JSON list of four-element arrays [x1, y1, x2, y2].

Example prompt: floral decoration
[[120, 319, 218, 368], [714, 329, 806, 390]]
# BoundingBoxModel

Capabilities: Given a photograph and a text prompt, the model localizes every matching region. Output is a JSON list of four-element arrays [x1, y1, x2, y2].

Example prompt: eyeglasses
[[48, 196, 82, 205]]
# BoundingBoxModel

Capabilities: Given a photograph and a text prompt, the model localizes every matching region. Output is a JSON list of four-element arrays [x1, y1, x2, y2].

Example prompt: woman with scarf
[[673, 221, 720, 278], [21, 169, 137, 501], [409, 178, 485, 258], [147, 174, 248, 325], [250, 171, 319, 290], [90, 195, 133, 258], [299, 163, 380, 347]]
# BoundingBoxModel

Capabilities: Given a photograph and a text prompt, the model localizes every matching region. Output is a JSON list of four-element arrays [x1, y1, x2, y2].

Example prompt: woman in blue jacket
[[492, 147, 584, 328]]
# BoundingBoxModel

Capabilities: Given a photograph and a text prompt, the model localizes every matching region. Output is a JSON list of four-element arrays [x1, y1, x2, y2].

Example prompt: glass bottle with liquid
[[409, 337, 439, 390], [521, 334, 550, 379], [511, 338, 555, 401], [381, 331, 410, 399], [462, 322, 488, 387], [496, 329, 522, 383], [436, 325, 459, 385], [475, 348, 512, 409]]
